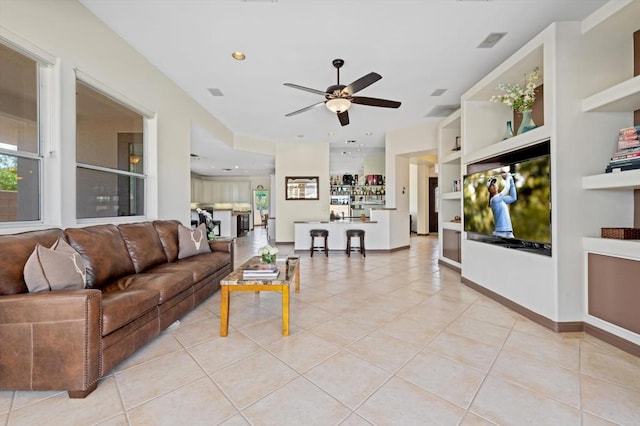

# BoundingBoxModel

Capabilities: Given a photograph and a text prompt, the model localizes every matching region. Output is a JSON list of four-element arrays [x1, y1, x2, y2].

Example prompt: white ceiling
[[79, 0, 607, 177]]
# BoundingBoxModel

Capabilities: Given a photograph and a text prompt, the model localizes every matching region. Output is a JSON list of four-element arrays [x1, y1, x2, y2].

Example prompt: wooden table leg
[[294, 262, 300, 293], [282, 284, 290, 336], [220, 285, 230, 336]]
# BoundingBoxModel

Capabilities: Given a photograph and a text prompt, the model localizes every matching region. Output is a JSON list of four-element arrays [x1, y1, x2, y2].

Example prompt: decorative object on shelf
[[502, 121, 514, 140], [601, 227, 640, 240], [360, 213, 366, 221], [196, 208, 216, 240], [453, 136, 461, 151], [490, 66, 540, 134], [258, 244, 278, 264]]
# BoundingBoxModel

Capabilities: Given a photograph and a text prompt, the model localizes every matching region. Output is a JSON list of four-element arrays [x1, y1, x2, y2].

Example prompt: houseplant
[[490, 67, 540, 135]]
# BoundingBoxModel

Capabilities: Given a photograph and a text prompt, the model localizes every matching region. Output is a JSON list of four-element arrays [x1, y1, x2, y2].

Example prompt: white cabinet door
[[190, 178, 203, 203]]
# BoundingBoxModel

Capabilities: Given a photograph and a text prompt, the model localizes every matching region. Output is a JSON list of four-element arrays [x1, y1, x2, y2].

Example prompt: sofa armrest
[[0, 289, 102, 397], [209, 237, 235, 269]]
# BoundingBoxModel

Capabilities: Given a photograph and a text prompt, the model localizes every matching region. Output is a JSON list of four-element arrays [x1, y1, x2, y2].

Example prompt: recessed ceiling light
[[231, 51, 246, 60], [365, 132, 373, 136], [234, 165, 239, 169], [328, 132, 335, 136], [297, 134, 304, 139]]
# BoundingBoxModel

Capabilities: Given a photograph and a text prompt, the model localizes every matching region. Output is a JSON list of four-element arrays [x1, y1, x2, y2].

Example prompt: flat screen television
[[463, 140, 551, 256]]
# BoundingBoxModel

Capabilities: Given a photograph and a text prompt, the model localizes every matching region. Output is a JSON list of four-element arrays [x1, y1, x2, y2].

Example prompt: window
[[76, 80, 145, 219], [0, 42, 42, 222]]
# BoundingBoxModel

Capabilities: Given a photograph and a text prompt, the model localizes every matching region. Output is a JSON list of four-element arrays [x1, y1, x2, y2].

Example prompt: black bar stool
[[346, 229, 366, 257], [309, 229, 329, 257]]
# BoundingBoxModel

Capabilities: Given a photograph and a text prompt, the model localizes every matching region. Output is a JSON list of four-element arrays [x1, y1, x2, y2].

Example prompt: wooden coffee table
[[219, 256, 300, 337]]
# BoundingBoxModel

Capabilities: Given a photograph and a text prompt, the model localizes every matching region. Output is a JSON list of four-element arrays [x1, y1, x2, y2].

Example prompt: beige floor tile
[[459, 412, 498, 425], [346, 330, 420, 373], [470, 376, 579, 425], [462, 304, 518, 329], [242, 377, 351, 425], [187, 331, 262, 374], [304, 351, 391, 409], [127, 377, 237, 425], [267, 331, 341, 373], [397, 351, 485, 409], [339, 304, 399, 328], [376, 315, 442, 347], [502, 329, 580, 371], [445, 315, 511, 347], [7, 376, 124, 425], [226, 303, 279, 330], [113, 331, 184, 373], [490, 349, 581, 408], [0, 391, 12, 414], [10, 389, 60, 411], [339, 412, 374, 425], [581, 346, 640, 392], [170, 316, 221, 347], [96, 413, 129, 425], [239, 316, 304, 346], [178, 304, 217, 326], [581, 411, 619, 426], [217, 413, 250, 425], [356, 376, 465, 424], [287, 301, 335, 329], [581, 374, 640, 425], [116, 351, 206, 409], [513, 317, 581, 345], [211, 349, 298, 409], [309, 317, 376, 347], [426, 331, 501, 372]]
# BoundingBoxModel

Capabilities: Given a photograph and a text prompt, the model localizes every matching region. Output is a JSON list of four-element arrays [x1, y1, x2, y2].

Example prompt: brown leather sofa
[[0, 220, 234, 398]]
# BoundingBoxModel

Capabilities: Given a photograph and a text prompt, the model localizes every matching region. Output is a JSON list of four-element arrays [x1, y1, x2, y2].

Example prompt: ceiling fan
[[283, 58, 401, 126]]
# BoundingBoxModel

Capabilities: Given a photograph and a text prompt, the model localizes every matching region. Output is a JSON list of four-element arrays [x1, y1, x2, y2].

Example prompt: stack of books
[[242, 263, 279, 280], [606, 125, 640, 173]]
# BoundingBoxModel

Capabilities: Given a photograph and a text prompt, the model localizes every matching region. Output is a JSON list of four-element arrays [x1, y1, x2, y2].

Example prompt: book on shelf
[[606, 161, 640, 173], [619, 125, 640, 135], [617, 139, 640, 150], [618, 133, 640, 141], [611, 151, 640, 162]]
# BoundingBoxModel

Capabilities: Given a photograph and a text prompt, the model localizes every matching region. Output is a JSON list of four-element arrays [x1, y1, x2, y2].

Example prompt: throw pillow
[[24, 238, 87, 292], [178, 223, 211, 259]]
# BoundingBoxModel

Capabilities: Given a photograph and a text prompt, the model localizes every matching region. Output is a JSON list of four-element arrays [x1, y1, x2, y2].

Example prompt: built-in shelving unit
[[579, 0, 640, 349], [437, 108, 462, 269]]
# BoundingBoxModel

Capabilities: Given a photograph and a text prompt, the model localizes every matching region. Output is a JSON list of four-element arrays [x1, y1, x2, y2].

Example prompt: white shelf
[[441, 150, 461, 164], [582, 75, 640, 112], [441, 191, 461, 200], [440, 108, 461, 129], [582, 168, 640, 190], [463, 126, 549, 165], [583, 237, 640, 259], [442, 221, 462, 231]]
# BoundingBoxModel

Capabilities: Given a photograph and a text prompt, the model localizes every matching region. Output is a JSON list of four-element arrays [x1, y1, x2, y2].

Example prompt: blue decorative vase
[[517, 109, 536, 134]]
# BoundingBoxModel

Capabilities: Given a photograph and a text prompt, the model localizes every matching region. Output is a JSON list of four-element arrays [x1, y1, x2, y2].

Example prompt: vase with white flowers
[[258, 244, 278, 264], [196, 208, 216, 240], [490, 67, 540, 135]]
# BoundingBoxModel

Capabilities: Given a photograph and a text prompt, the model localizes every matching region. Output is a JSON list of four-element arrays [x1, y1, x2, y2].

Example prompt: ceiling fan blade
[[285, 101, 325, 117], [352, 96, 401, 108], [338, 110, 349, 126], [283, 83, 329, 96], [342, 72, 382, 95]]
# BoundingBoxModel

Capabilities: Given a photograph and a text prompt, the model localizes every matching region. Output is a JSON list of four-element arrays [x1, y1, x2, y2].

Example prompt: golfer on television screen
[[487, 171, 517, 238]]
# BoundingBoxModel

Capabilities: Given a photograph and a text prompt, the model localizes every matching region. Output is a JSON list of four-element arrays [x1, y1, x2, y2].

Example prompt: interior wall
[[409, 164, 417, 233], [417, 163, 429, 234], [1, 0, 232, 228], [274, 142, 329, 243], [363, 155, 385, 176]]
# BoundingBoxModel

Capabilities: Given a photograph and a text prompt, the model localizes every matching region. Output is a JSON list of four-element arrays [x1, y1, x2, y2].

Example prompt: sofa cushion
[[118, 222, 168, 273], [0, 228, 65, 296], [65, 225, 136, 289], [177, 224, 211, 259], [148, 251, 229, 283], [101, 289, 160, 336], [102, 272, 193, 304], [24, 239, 86, 292], [153, 220, 181, 263]]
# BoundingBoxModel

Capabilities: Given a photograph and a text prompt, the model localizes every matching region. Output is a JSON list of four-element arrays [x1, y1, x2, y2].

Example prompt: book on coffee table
[[242, 263, 279, 279]]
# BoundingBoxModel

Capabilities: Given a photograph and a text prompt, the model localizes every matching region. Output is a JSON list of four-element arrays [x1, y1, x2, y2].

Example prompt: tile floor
[[2, 229, 640, 425]]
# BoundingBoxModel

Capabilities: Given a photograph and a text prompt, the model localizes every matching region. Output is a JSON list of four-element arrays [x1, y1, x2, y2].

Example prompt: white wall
[[274, 142, 330, 242], [1, 0, 231, 228], [363, 155, 385, 175]]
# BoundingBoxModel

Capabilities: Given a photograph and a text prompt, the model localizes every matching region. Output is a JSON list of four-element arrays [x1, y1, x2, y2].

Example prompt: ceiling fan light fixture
[[326, 98, 351, 114], [231, 51, 246, 60]]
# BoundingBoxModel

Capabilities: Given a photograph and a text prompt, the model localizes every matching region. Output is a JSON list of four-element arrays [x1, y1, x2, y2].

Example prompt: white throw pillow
[[24, 238, 87, 292], [177, 223, 211, 259]]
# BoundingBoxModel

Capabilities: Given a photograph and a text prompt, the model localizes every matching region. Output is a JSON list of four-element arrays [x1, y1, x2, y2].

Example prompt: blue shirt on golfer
[[489, 174, 517, 238]]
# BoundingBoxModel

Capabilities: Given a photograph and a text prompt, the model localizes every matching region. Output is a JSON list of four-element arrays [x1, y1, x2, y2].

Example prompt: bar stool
[[346, 229, 366, 257], [309, 229, 329, 257]]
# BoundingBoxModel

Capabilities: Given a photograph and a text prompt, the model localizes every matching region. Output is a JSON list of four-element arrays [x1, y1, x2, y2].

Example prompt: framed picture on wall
[[285, 176, 319, 200]]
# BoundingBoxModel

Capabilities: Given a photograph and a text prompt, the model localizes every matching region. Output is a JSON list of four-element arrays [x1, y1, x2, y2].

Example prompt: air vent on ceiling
[[190, 153, 200, 160], [207, 88, 224, 97], [425, 104, 460, 118], [477, 32, 506, 48], [431, 88, 447, 97], [346, 140, 356, 144], [222, 168, 232, 172]]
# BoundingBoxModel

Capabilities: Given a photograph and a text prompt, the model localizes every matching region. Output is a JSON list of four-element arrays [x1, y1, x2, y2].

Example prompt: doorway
[[429, 177, 438, 233]]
